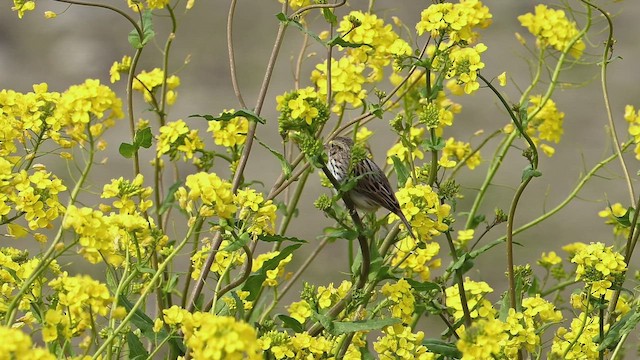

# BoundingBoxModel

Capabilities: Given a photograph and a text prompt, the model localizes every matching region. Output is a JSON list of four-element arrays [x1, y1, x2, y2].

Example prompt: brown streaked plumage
[[327, 136, 416, 239]]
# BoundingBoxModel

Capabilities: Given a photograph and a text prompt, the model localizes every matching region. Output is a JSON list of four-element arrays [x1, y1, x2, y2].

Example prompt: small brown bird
[[326, 136, 416, 239]]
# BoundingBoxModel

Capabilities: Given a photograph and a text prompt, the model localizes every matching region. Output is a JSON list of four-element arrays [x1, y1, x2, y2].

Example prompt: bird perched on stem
[[326, 136, 416, 239]]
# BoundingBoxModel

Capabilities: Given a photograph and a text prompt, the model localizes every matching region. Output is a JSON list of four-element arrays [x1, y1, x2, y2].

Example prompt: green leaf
[[222, 232, 251, 252], [423, 137, 445, 151], [390, 155, 410, 187], [284, 17, 325, 45], [449, 253, 474, 274], [255, 138, 292, 179], [423, 339, 462, 358], [598, 309, 640, 350], [258, 234, 307, 244], [323, 227, 358, 241], [521, 165, 542, 182], [327, 36, 372, 49], [404, 278, 441, 293], [612, 206, 634, 228], [128, 10, 155, 49], [278, 314, 305, 332], [242, 244, 301, 301], [119, 142, 137, 159], [322, 8, 337, 25], [134, 127, 153, 149], [158, 181, 182, 215], [275, 12, 289, 23], [330, 318, 400, 335], [229, 291, 245, 320], [190, 109, 266, 124], [126, 331, 149, 359], [468, 214, 486, 230]]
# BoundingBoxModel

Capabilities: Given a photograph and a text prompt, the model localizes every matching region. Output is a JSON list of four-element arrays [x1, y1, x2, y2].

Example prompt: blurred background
[[2, 0, 639, 319]]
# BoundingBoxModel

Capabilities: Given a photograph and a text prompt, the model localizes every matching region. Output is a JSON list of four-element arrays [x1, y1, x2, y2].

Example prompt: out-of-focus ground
[[2, 0, 639, 321]]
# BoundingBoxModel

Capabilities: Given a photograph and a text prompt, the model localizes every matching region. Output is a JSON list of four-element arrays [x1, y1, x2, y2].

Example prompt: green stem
[[445, 231, 472, 327]]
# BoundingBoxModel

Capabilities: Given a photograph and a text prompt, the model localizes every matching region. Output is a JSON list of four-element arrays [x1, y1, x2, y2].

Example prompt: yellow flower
[[109, 56, 132, 83], [416, 0, 492, 44], [441, 137, 482, 169], [518, 4, 585, 58], [311, 56, 367, 112], [0, 325, 54, 359], [498, 71, 507, 86], [457, 318, 508, 359], [176, 172, 236, 219], [381, 279, 415, 324], [12, 0, 36, 18], [235, 188, 278, 237], [132, 68, 180, 105], [538, 251, 562, 267], [252, 252, 292, 287], [374, 324, 433, 360], [390, 179, 450, 240], [550, 313, 603, 359], [446, 43, 488, 94], [571, 242, 626, 296], [446, 278, 495, 321], [180, 313, 261, 360], [287, 300, 312, 323], [207, 110, 249, 147]]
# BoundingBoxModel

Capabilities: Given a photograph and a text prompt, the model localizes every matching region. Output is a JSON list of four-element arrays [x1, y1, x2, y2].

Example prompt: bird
[[326, 136, 416, 239]]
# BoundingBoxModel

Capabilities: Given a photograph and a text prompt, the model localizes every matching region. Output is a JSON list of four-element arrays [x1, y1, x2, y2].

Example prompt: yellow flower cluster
[[101, 174, 153, 214], [56, 79, 124, 142], [549, 313, 603, 359], [390, 179, 450, 240], [416, 0, 492, 44], [63, 205, 120, 264], [391, 238, 440, 281], [537, 251, 562, 268], [311, 57, 367, 113], [0, 325, 54, 359], [518, 4, 585, 59], [457, 318, 508, 359], [337, 11, 412, 82], [446, 278, 495, 321], [1, 248, 61, 314], [160, 306, 261, 360], [236, 188, 278, 238], [317, 280, 352, 309], [598, 202, 630, 237], [287, 300, 312, 323], [277, 87, 328, 137], [109, 55, 132, 83], [623, 104, 640, 160], [277, 0, 312, 10], [439, 137, 482, 169], [176, 172, 236, 220], [509, 95, 565, 157], [252, 251, 293, 287], [455, 295, 563, 359], [11, 0, 35, 18], [259, 330, 335, 359], [1, 81, 122, 153], [45, 273, 113, 343], [373, 324, 434, 360], [386, 127, 426, 165], [381, 279, 415, 324], [207, 110, 249, 148], [157, 119, 205, 163], [191, 240, 246, 280], [571, 242, 626, 297], [64, 176, 161, 265], [132, 68, 180, 105], [446, 43, 487, 94]]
